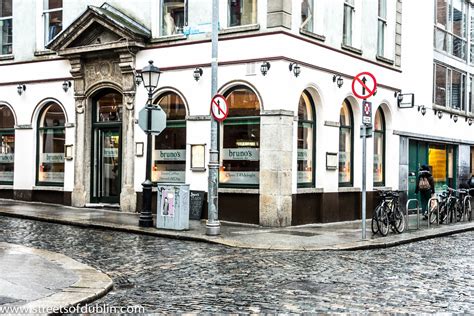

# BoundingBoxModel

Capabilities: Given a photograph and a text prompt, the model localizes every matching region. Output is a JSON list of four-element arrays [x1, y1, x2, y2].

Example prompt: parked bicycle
[[371, 190, 405, 236], [431, 187, 472, 224]]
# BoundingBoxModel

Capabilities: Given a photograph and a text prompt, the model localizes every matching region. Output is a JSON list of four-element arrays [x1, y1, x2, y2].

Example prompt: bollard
[[406, 199, 420, 231]]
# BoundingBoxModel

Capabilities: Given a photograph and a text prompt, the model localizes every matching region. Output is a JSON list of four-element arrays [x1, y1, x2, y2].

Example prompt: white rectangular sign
[[298, 171, 313, 183], [0, 154, 14, 163], [155, 150, 186, 161], [220, 171, 259, 185], [42, 153, 64, 163], [153, 171, 185, 183], [222, 148, 259, 161], [104, 148, 118, 158], [0, 171, 13, 182], [39, 171, 64, 182], [297, 149, 309, 161]]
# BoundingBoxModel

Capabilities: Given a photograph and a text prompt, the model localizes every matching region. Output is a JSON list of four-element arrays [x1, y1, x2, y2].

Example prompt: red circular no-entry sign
[[210, 94, 229, 122], [351, 72, 377, 100]]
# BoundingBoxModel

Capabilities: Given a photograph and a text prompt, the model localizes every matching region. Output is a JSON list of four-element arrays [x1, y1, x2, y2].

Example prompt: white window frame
[[343, 0, 354, 46], [227, 0, 258, 28], [377, 0, 387, 56], [0, 0, 13, 55], [160, 0, 187, 37]]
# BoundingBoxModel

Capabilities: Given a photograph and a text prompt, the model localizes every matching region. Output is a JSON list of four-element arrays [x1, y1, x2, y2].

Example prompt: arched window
[[298, 90, 315, 187], [37, 102, 65, 185], [152, 92, 187, 183], [220, 85, 260, 187], [339, 100, 353, 186], [374, 107, 385, 186], [0, 105, 15, 184]]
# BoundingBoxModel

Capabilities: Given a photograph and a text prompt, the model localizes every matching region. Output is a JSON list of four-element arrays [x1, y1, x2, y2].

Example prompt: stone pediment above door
[[47, 3, 150, 56]]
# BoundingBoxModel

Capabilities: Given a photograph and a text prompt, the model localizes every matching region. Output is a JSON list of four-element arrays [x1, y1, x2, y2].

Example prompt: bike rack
[[406, 199, 420, 230], [427, 196, 440, 228]]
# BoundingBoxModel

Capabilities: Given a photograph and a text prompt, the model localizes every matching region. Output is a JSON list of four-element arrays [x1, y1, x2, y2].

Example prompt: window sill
[[376, 55, 394, 65], [341, 43, 362, 55], [0, 54, 14, 61], [150, 34, 187, 43], [34, 50, 56, 57], [219, 188, 259, 194], [338, 187, 361, 193], [432, 104, 473, 117], [33, 185, 64, 191], [299, 29, 326, 42], [297, 187, 324, 194], [219, 24, 260, 35]]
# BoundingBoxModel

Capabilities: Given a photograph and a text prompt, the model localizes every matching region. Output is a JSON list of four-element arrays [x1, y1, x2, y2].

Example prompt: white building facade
[[0, 0, 472, 226]]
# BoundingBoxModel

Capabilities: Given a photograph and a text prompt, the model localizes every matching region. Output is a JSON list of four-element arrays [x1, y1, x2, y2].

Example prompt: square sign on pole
[[362, 100, 372, 125], [138, 105, 167, 135]]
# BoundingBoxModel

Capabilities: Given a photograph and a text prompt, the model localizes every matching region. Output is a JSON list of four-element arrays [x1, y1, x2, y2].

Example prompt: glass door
[[93, 127, 121, 204]]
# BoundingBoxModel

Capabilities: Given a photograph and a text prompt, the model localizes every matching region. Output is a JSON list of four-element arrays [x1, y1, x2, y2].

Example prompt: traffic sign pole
[[362, 124, 367, 240], [206, 0, 220, 236]]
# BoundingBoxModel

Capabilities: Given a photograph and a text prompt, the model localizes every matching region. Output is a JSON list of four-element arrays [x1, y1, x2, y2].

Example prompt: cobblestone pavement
[[0, 217, 472, 313]]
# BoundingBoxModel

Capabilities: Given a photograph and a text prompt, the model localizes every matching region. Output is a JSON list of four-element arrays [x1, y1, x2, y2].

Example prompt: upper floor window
[[301, 0, 313, 33], [161, 0, 187, 36], [434, 0, 467, 60], [0, 0, 12, 55], [43, 0, 62, 45], [228, 0, 257, 27], [433, 62, 466, 111], [377, 0, 387, 56], [343, 0, 354, 46]]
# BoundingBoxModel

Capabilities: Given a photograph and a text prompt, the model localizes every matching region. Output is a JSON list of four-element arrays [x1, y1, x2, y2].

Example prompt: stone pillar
[[267, 0, 292, 29], [71, 96, 87, 207], [457, 145, 471, 186], [399, 136, 409, 211], [119, 50, 137, 212], [259, 110, 294, 227]]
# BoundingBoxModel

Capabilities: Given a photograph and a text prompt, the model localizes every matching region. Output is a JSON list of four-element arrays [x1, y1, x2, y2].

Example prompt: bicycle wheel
[[464, 198, 472, 222], [439, 203, 447, 224], [377, 205, 390, 236], [371, 206, 380, 235], [455, 201, 463, 222], [392, 206, 405, 233], [428, 199, 438, 224]]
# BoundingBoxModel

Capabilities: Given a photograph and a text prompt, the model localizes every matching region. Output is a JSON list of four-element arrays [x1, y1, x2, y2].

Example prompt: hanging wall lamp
[[289, 63, 301, 77], [17, 84, 26, 96], [193, 67, 203, 81], [332, 75, 343, 88], [450, 114, 458, 123], [260, 61, 271, 76], [417, 105, 427, 116], [62, 80, 71, 92]]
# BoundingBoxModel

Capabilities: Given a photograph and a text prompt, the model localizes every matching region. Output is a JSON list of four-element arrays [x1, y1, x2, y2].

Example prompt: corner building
[[0, 0, 472, 227]]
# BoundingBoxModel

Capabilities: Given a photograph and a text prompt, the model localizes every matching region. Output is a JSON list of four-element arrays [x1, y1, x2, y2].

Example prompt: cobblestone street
[[0, 217, 472, 313]]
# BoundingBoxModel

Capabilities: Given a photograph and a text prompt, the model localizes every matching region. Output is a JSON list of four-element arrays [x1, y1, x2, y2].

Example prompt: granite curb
[[0, 207, 473, 251], [0, 242, 113, 314]]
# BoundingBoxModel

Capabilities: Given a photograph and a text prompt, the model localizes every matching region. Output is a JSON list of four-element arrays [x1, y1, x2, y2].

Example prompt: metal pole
[[139, 90, 154, 227], [206, 0, 220, 236], [362, 124, 367, 240]]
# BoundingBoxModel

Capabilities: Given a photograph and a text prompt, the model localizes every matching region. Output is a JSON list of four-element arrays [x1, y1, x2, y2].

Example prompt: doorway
[[91, 89, 123, 204]]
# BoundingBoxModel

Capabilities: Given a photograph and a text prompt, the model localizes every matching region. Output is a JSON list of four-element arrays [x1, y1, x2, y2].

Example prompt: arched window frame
[[339, 99, 354, 187], [152, 91, 187, 183], [297, 90, 316, 188], [36, 102, 66, 186], [219, 85, 261, 188], [373, 107, 386, 187], [0, 104, 15, 185]]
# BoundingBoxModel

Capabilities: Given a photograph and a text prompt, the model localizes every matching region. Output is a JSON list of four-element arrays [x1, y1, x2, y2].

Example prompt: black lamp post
[[137, 60, 162, 227]]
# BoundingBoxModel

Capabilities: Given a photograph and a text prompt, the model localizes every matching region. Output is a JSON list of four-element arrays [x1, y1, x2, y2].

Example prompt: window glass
[[435, 0, 467, 60], [301, 0, 313, 32], [96, 92, 122, 122], [377, 0, 386, 56], [451, 70, 462, 109], [161, 0, 186, 36], [428, 145, 447, 192], [38, 103, 65, 185], [297, 91, 315, 186], [220, 86, 260, 186], [228, 0, 257, 27], [339, 100, 352, 185], [373, 108, 385, 186], [0, 0, 12, 55], [435, 64, 447, 106], [43, 0, 62, 44], [343, 0, 354, 46], [437, 0, 447, 27], [152, 93, 186, 183], [0, 105, 14, 184], [470, 146, 474, 175]]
